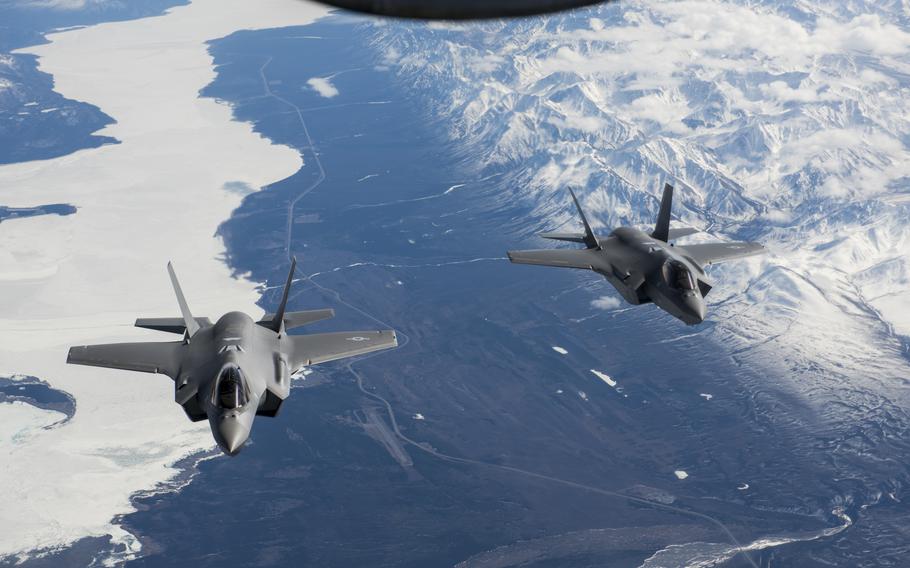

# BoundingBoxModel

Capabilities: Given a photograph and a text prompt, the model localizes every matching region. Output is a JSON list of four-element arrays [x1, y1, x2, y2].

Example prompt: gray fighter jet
[[67, 258, 397, 455], [508, 184, 766, 325], [311, 0, 612, 19]]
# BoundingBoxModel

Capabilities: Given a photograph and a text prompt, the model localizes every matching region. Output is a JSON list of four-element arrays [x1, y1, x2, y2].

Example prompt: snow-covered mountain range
[[370, 0, 910, 408]]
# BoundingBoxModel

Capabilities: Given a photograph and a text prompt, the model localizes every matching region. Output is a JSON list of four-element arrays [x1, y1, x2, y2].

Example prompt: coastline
[[0, 0, 327, 561]]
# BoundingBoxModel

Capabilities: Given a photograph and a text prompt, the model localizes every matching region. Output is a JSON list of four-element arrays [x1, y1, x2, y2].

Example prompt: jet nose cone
[[682, 293, 707, 325], [217, 415, 250, 456]]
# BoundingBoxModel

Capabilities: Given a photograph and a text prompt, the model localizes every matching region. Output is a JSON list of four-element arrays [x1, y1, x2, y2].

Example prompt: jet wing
[[290, 331, 398, 369], [507, 249, 600, 270], [67, 341, 185, 379], [539, 232, 588, 244], [678, 242, 766, 266]]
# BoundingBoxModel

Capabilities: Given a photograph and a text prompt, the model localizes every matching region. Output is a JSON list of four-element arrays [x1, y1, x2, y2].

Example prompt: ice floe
[[590, 369, 617, 388]]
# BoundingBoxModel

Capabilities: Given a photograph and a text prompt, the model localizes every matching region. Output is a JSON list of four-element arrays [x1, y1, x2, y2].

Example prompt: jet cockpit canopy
[[215, 366, 249, 410], [663, 260, 696, 292]]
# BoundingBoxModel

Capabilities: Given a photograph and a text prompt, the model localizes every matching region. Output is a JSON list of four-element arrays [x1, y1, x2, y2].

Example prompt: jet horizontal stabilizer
[[257, 309, 335, 331], [135, 317, 213, 335]]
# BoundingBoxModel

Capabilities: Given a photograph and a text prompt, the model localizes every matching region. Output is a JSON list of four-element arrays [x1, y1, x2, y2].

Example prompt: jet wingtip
[[65, 346, 83, 365], [749, 242, 768, 255]]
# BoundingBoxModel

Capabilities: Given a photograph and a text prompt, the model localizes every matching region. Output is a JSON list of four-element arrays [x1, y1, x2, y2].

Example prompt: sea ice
[[0, 0, 329, 560], [590, 369, 617, 388]]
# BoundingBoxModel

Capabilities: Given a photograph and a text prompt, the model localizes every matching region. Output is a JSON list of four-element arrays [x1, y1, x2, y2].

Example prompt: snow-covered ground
[[0, 0, 327, 560], [372, 1, 910, 407]]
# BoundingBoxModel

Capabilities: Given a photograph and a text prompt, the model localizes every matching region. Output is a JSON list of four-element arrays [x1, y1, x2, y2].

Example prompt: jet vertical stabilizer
[[266, 257, 297, 335], [651, 183, 674, 243], [167, 262, 200, 339], [568, 188, 600, 250]]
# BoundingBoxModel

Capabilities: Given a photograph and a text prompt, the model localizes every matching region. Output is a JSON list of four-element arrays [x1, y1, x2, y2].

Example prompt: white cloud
[[591, 295, 621, 310], [627, 92, 692, 134], [759, 81, 829, 104], [468, 53, 505, 74], [306, 77, 339, 98], [547, 113, 609, 133], [815, 14, 910, 56]]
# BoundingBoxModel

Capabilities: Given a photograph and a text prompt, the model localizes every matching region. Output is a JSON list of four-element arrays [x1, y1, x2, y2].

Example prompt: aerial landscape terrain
[[0, 0, 908, 566]]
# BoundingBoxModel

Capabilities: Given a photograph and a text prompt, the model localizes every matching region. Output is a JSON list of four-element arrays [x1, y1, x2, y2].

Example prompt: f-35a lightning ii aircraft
[[508, 184, 766, 325], [311, 0, 612, 19], [67, 258, 397, 455]]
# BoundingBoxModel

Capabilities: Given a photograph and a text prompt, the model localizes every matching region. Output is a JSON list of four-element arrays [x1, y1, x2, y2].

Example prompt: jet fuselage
[[174, 311, 291, 455], [593, 227, 708, 325]]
